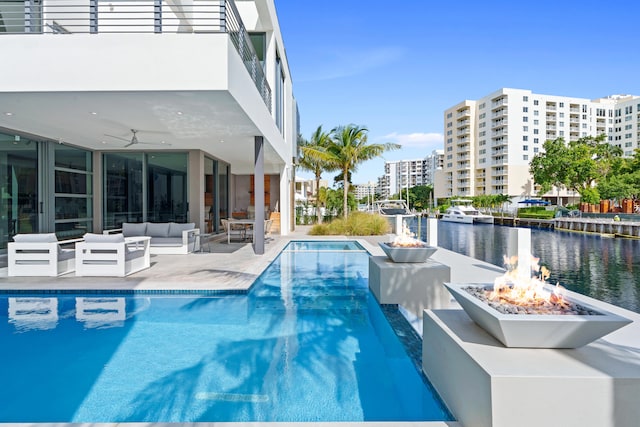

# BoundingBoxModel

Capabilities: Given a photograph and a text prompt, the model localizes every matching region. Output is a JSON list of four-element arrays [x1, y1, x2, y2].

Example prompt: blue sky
[[274, 0, 640, 185]]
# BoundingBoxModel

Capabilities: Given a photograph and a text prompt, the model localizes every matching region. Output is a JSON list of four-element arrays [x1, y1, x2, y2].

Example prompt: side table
[[193, 233, 213, 253]]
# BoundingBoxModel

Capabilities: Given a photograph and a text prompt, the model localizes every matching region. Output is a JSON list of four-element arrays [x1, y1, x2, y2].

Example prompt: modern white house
[[0, 0, 298, 255], [436, 88, 640, 204]]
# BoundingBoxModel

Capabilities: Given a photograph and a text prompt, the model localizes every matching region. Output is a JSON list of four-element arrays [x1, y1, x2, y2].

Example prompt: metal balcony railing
[[0, 0, 271, 111]]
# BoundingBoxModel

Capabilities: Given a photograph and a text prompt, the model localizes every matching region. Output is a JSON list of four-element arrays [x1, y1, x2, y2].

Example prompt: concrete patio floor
[[0, 227, 504, 294]]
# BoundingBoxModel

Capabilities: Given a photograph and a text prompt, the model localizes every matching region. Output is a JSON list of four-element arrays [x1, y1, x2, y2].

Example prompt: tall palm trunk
[[315, 172, 322, 223], [343, 167, 349, 217]]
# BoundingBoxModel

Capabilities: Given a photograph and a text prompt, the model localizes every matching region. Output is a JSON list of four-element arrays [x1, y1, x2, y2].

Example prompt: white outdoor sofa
[[8, 233, 80, 276], [76, 233, 150, 277], [104, 222, 199, 254]]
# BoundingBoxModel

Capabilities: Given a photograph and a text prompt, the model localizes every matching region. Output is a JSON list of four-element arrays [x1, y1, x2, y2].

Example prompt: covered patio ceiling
[[0, 90, 283, 175]]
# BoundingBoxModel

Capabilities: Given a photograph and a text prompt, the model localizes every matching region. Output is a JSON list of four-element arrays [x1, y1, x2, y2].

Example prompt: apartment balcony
[[491, 109, 507, 118], [546, 125, 557, 130], [570, 107, 580, 113], [457, 119, 470, 128], [491, 98, 507, 110], [491, 130, 508, 137], [546, 104, 557, 111], [0, 0, 289, 175], [457, 129, 470, 136], [491, 120, 506, 129], [457, 109, 471, 118]]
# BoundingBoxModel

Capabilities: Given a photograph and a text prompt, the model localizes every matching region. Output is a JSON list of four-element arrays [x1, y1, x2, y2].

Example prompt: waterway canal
[[418, 220, 640, 314]]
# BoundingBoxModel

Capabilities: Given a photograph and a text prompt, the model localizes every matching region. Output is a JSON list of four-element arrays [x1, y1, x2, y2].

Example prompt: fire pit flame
[[485, 254, 575, 314], [389, 220, 426, 248]]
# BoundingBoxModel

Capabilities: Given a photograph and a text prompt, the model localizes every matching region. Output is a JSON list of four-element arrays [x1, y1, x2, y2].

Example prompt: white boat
[[441, 200, 494, 224], [373, 200, 415, 234], [374, 199, 414, 219]]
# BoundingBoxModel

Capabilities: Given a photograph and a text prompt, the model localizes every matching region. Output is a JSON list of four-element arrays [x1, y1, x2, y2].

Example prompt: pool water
[[0, 240, 452, 423]]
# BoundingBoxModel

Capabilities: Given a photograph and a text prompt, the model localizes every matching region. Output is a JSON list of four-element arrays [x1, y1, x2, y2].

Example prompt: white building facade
[[437, 88, 640, 202], [0, 0, 298, 254], [381, 158, 434, 199]]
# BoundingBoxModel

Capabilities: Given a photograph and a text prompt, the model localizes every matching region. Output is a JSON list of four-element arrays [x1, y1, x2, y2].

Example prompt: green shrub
[[307, 212, 391, 236]]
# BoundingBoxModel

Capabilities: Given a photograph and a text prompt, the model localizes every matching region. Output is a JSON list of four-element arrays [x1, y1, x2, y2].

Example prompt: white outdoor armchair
[[75, 233, 150, 277], [8, 233, 79, 276]]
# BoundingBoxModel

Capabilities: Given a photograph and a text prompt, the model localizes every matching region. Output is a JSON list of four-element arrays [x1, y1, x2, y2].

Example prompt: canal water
[[414, 220, 640, 314]]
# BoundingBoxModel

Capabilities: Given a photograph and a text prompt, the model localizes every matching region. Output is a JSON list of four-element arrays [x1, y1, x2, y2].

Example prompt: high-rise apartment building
[[436, 88, 640, 201], [377, 151, 443, 199]]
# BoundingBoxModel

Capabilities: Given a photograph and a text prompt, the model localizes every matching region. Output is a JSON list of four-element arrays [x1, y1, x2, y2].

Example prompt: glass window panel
[[147, 152, 188, 223], [103, 153, 143, 228], [0, 135, 39, 248], [55, 197, 90, 220], [204, 157, 215, 232], [55, 145, 92, 171], [55, 220, 92, 240], [219, 163, 229, 223], [55, 170, 92, 194]]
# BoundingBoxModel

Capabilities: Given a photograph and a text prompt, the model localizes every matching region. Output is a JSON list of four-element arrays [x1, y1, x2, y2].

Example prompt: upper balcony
[[0, 0, 271, 110]]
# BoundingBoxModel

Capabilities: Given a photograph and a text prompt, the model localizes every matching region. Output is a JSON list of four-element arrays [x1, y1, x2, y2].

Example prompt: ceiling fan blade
[[104, 134, 131, 143], [124, 142, 136, 147]]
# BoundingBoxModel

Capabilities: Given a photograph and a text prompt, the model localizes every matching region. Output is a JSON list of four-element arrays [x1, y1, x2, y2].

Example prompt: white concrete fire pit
[[445, 282, 632, 348], [378, 242, 437, 263]]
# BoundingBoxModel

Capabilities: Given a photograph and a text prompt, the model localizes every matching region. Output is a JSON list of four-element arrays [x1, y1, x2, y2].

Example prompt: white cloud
[[378, 132, 444, 149]]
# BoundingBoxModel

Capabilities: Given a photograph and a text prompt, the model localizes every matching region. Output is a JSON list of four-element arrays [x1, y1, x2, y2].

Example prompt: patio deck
[[0, 227, 503, 294]]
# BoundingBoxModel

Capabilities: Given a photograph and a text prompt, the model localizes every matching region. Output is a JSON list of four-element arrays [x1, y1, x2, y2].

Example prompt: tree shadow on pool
[[120, 299, 372, 422]]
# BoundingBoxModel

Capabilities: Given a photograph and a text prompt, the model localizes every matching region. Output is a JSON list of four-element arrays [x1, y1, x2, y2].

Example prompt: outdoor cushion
[[125, 249, 146, 261], [146, 223, 170, 238], [122, 222, 147, 237], [13, 233, 58, 243], [148, 237, 184, 246], [168, 222, 195, 237], [58, 249, 75, 261], [84, 233, 125, 243]]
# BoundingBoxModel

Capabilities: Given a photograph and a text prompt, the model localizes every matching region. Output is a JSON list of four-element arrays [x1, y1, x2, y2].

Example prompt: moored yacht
[[374, 200, 416, 234], [441, 200, 494, 224]]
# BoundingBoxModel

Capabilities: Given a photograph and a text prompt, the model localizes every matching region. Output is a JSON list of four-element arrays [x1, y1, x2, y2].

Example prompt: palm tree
[[298, 126, 336, 223], [325, 124, 400, 218]]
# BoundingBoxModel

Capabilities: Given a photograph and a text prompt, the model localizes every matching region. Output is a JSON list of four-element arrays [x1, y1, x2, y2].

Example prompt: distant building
[[353, 182, 377, 201], [379, 154, 442, 199], [295, 178, 328, 202], [437, 88, 640, 204]]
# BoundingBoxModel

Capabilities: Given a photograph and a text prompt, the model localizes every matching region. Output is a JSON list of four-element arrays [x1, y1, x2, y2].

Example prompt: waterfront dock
[[554, 217, 640, 238], [492, 216, 555, 229]]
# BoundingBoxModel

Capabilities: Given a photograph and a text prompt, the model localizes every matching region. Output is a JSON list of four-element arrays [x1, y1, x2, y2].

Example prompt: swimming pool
[[0, 240, 452, 422]]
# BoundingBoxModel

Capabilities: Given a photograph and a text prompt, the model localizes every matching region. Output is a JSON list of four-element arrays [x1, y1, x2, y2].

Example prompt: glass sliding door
[[103, 153, 143, 228], [54, 144, 93, 239], [103, 152, 188, 228], [146, 153, 188, 223], [0, 133, 39, 250], [204, 157, 215, 233], [218, 163, 229, 225]]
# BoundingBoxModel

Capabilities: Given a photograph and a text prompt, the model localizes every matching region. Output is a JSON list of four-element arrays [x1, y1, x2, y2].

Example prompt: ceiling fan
[[104, 129, 171, 147]]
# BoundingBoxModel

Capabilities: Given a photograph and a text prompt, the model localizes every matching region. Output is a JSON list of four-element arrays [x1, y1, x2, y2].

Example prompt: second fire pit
[[445, 282, 632, 348]]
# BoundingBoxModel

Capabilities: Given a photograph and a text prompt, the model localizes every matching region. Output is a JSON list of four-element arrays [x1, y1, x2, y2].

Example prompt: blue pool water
[[0, 241, 452, 423]]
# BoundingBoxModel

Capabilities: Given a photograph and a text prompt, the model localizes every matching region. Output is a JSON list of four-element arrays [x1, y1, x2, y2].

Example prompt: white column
[[427, 217, 438, 247]]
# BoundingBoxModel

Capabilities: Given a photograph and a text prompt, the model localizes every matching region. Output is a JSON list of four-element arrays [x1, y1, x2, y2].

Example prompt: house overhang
[[0, 33, 288, 175]]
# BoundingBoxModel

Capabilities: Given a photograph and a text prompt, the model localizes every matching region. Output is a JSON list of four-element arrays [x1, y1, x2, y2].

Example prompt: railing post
[[154, 0, 162, 33], [89, 0, 98, 33], [24, 0, 32, 33], [220, 0, 227, 32]]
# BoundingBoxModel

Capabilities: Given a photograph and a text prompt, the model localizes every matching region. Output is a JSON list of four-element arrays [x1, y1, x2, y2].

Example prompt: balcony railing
[[0, 0, 271, 110]]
